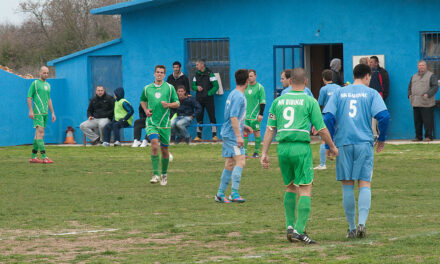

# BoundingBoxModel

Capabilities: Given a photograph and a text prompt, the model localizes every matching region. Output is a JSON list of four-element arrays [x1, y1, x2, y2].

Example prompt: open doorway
[[303, 44, 343, 98]]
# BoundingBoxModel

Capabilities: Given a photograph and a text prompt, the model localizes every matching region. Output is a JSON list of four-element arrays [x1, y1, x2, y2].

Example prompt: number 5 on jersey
[[349, 100, 357, 118]]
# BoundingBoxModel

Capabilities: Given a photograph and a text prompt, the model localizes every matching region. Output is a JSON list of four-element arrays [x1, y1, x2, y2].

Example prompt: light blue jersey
[[281, 86, 313, 97], [221, 89, 246, 140], [323, 84, 387, 147], [318, 83, 340, 107]]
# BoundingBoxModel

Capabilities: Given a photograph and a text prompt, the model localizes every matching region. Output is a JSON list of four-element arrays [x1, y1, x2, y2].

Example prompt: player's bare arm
[[317, 127, 338, 157], [27, 97, 34, 119], [244, 125, 253, 135], [48, 99, 56, 122], [230, 117, 243, 147], [140, 101, 152, 117], [161, 101, 179, 109], [260, 126, 275, 169]]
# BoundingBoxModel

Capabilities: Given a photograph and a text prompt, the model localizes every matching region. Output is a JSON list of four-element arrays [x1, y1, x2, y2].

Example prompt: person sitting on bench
[[171, 85, 201, 144]]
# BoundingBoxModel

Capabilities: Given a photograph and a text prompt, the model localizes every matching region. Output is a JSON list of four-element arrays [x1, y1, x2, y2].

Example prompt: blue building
[[3, 0, 440, 146]]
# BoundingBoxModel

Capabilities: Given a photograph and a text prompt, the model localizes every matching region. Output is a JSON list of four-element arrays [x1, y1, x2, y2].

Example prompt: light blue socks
[[231, 166, 243, 194], [358, 187, 371, 226], [217, 169, 232, 195], [319, 143, 326, 166], [342, 185, 356, 231]]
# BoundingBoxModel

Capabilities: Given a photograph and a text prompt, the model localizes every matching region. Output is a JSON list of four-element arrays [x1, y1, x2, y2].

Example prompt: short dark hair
[[173, 61, 182, 67], [282, 69, 292, 79], [353, 64, 372, 79], [176, 85, 186, 91], [155, 65, 166, 72], [291, 68, 307, 85], [235, 69, 249, 85], [196, 59, 206, 65], [370, 56, 379, 63], [249, 69, 256, 75], [322, 69, 333, 82]]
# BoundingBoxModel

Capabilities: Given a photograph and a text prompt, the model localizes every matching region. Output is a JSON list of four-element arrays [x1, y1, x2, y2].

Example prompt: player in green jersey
[[140, 65, 180, 186], [244, 69, 266, 158], [260, 68, 338, 244], [27, 66, 56, 164]]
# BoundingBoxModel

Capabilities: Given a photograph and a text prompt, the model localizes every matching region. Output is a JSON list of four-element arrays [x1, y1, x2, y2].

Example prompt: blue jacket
[[175, 95, 202, 118]]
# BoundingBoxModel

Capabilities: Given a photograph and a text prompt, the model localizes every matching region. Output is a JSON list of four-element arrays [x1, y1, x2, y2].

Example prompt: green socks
[[295, 196, 311, 234], [36, 139, 47, 158], [244, 136, 248, 155], [161, 157, 170, 175], [255, 136, 261, 154], [284, 192, 297, 229], [151, 155, 160, 175], [31, 139, 38, 158]]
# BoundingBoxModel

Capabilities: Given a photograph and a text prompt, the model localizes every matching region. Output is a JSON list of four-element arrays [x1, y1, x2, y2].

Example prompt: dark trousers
[[413, 106, 435, 139], [103, 120, 129, 143], [196, 97, 217, 135], [133, 118, 148, 141]]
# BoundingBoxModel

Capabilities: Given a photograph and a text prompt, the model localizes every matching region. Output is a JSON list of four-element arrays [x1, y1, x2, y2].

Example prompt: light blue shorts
[[222, 137, 245, 158], [336, 143, 374, 182]]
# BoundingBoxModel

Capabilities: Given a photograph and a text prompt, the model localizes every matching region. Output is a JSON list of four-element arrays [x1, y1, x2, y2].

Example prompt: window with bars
[[185, 38, 230, 91], [421, 32, 440, 80]]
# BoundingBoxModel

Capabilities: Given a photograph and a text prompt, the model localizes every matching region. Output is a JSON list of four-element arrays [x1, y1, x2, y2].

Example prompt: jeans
[[103, 120, 129, 143], [171, 116, 193, 139]]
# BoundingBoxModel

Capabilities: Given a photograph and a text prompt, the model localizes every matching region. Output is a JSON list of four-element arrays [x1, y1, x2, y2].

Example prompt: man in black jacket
[[166, 61, 191, 95], [369, 56, 390, 100], [192, 59, 219, 141], [171, 85, 202, 144], [80, 86, 115, 145]]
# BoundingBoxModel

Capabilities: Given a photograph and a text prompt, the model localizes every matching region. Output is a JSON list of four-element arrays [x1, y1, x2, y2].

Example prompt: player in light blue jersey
[[280, 69, 313, 97], [314, 69, 341, 170], [215, 69, 253, 203], [323, 64, 390, 239]]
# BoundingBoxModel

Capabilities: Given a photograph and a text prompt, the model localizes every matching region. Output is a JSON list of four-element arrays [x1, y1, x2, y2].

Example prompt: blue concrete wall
[[47, 0, 440, 143], [0, 69, 67, 146]]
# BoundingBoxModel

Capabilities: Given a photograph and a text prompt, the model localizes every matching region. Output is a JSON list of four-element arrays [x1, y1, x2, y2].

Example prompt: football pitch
[[0, 143, 439, 263]]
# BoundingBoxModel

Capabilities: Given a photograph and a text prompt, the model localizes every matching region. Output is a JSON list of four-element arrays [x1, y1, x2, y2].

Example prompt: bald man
[[27, 66, 56, 164]]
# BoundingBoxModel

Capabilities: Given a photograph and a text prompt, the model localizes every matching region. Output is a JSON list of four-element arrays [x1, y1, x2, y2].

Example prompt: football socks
[[358, 187, 371, 226], [254, 136, 261, 155], [31, 139, 38, 158], [231, 166, 243, 194], [218, 169, 232, 194], [151, 155, 160, 176], [343, 185, 356, 231], [319, 143, 326, 166], [284, 191, 297, 229], [37, 139, 47, 158], [295, 196, 311, 235], [161, 156, 169, 175], [243, 135, 248, 155]]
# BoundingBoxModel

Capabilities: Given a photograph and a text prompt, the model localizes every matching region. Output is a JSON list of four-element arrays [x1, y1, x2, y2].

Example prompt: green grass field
[[0, 143, 439, 263]]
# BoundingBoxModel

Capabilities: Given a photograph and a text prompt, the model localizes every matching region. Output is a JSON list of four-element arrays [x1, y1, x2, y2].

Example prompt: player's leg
[[206, 97, 217, 140], [35, 115, 52, 163], [357, 180, 371, 238], [337, 145, 356, 236], [253, 127, 261, 158], [215, 157, 234, 203], [158, 128, 171, 186], [195, 101, 205, 141], [80, 118, 100, 143], [30, 119, 44, 163], [229, 153, 246, 202], [243, 120, 250, 157], [146, 125, 160, 183], [315, 139, 327, 170], [285, 183, 298, 242]]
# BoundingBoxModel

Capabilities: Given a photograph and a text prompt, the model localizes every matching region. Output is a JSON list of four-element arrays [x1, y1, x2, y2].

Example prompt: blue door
[[273, 45, 304, 98], [90, 56, 123, 98]]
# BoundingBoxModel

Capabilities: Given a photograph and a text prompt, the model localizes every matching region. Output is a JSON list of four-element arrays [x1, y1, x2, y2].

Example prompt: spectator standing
[[369, 56, 390, 139], [192, 59, 219, 141], [408, 60, 439, 141], [330, 58, 344, 86], [27, 66, 56, 164], [80, 85, 115, 145], [166, 61, 191, 95], [131, 104, 149, 147], [102, 87, 134, 146], [171, 85, 202, 144]]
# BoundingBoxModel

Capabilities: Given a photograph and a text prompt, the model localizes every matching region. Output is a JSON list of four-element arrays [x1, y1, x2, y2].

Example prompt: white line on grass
[[0, 228, 119, 241]]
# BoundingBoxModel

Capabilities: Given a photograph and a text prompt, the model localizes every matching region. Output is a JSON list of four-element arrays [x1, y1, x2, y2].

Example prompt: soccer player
[[215, 69, 253, 203], [323, 63, 390, 238], [314, 69, 341, 170], [261, 68, 338, 244], [244, 69, 266, 158], [27, 66, 56, 164], [140, 65, 179, 186]]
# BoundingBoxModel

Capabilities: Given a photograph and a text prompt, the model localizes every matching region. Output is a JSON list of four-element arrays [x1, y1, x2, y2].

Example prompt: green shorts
[[245, 119, 261, 131], [277, 142, 314, 186], [145, 125, 171, 146], [33, 114, 48, 128]]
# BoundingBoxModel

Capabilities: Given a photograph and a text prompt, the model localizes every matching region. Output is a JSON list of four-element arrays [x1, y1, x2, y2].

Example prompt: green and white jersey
[[245, 82, 266, 120], [140, 82, 179, 128], [27, 79, 51, 115], [268, 91, 325, 143]]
